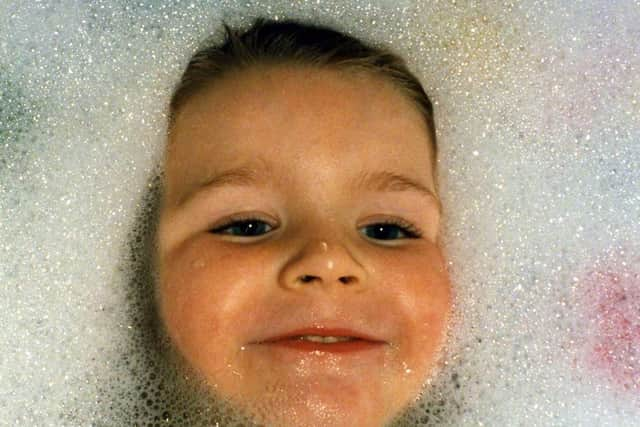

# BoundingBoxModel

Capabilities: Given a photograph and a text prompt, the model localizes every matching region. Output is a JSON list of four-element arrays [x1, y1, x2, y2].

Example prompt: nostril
[[299, 275, 356, 284]]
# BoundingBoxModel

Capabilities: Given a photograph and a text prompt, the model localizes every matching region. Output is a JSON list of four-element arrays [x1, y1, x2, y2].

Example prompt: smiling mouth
[[256, 335, 386, 353], [288, 335, 359, 343]]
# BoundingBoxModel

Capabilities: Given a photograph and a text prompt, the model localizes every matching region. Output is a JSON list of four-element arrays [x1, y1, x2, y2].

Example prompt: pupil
[[238, 220, 266, 236], [370, 224, 400, 240]]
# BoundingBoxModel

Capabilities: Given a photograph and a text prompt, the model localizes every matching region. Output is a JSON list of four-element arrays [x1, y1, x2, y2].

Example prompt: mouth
[[253, 328, 387, 354]]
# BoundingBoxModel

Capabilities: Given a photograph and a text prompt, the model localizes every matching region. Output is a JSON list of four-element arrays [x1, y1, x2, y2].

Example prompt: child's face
[[157, 65, 451, 426]]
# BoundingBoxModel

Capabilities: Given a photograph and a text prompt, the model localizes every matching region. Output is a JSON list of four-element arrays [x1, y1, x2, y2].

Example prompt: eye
[[360, 220, 422, 241], [209, 216, 275, 237]]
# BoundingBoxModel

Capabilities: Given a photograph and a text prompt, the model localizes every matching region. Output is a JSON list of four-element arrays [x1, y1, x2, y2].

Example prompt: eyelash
[[209, 213, 276, 237], [208, 215, 423, 240]]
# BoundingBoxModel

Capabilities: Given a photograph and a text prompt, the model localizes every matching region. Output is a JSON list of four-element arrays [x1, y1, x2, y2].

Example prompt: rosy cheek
[[159, 244, 217, 347], [160, 238, 267, 345]]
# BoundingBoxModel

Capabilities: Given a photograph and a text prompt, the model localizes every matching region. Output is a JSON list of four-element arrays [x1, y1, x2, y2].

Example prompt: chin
[[249, 399, 387, 427], [234, 380, 397, 427]]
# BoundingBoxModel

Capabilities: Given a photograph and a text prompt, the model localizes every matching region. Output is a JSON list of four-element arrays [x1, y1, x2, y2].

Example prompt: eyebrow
[[178, 165, 441, 211], [177, 165, 263, 207], [353, 170, 440, 208]]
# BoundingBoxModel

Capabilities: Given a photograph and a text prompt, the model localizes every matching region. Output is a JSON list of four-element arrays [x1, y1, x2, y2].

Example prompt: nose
[[279, 240, 367, 290]]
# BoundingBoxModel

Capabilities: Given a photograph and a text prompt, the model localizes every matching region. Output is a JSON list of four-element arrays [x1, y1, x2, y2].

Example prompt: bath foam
[[569, 245, 640, 399], [408, 0, 640, 425], [1, 0, 639, 426]]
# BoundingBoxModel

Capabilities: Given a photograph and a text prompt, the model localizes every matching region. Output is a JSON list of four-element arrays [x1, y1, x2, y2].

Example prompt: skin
[[157, 64, 452, 427]]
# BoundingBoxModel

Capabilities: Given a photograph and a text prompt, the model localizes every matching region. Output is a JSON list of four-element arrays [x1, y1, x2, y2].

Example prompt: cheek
[[379, 245, 451, 361], [158, 237, 270, 364]]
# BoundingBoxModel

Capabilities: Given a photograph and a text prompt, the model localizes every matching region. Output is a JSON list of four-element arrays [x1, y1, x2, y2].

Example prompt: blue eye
[[360, 222, 422, 240], [210, 218, 273, 237], [209, 217, 422, 241]]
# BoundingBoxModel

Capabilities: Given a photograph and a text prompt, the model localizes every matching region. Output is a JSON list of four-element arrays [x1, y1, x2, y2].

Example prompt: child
[[155, 18, 452, 427]]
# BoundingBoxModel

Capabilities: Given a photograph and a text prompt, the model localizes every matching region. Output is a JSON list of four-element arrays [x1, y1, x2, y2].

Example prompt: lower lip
[[259, 339, 386, 353]]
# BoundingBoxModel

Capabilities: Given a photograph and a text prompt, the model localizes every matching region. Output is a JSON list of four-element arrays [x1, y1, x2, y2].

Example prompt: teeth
[[296, 335, 356, 343]]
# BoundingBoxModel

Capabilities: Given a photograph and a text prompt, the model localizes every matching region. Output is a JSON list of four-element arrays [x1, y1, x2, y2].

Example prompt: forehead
[[165, 65, 434, 203]]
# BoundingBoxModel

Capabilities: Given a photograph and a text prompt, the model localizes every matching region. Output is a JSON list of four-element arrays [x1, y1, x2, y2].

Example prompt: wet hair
[[168, 17, 438, 169]]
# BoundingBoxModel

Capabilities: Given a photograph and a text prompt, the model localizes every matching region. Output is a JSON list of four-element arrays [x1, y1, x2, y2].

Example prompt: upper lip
[[254, 326, 387, 344]]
